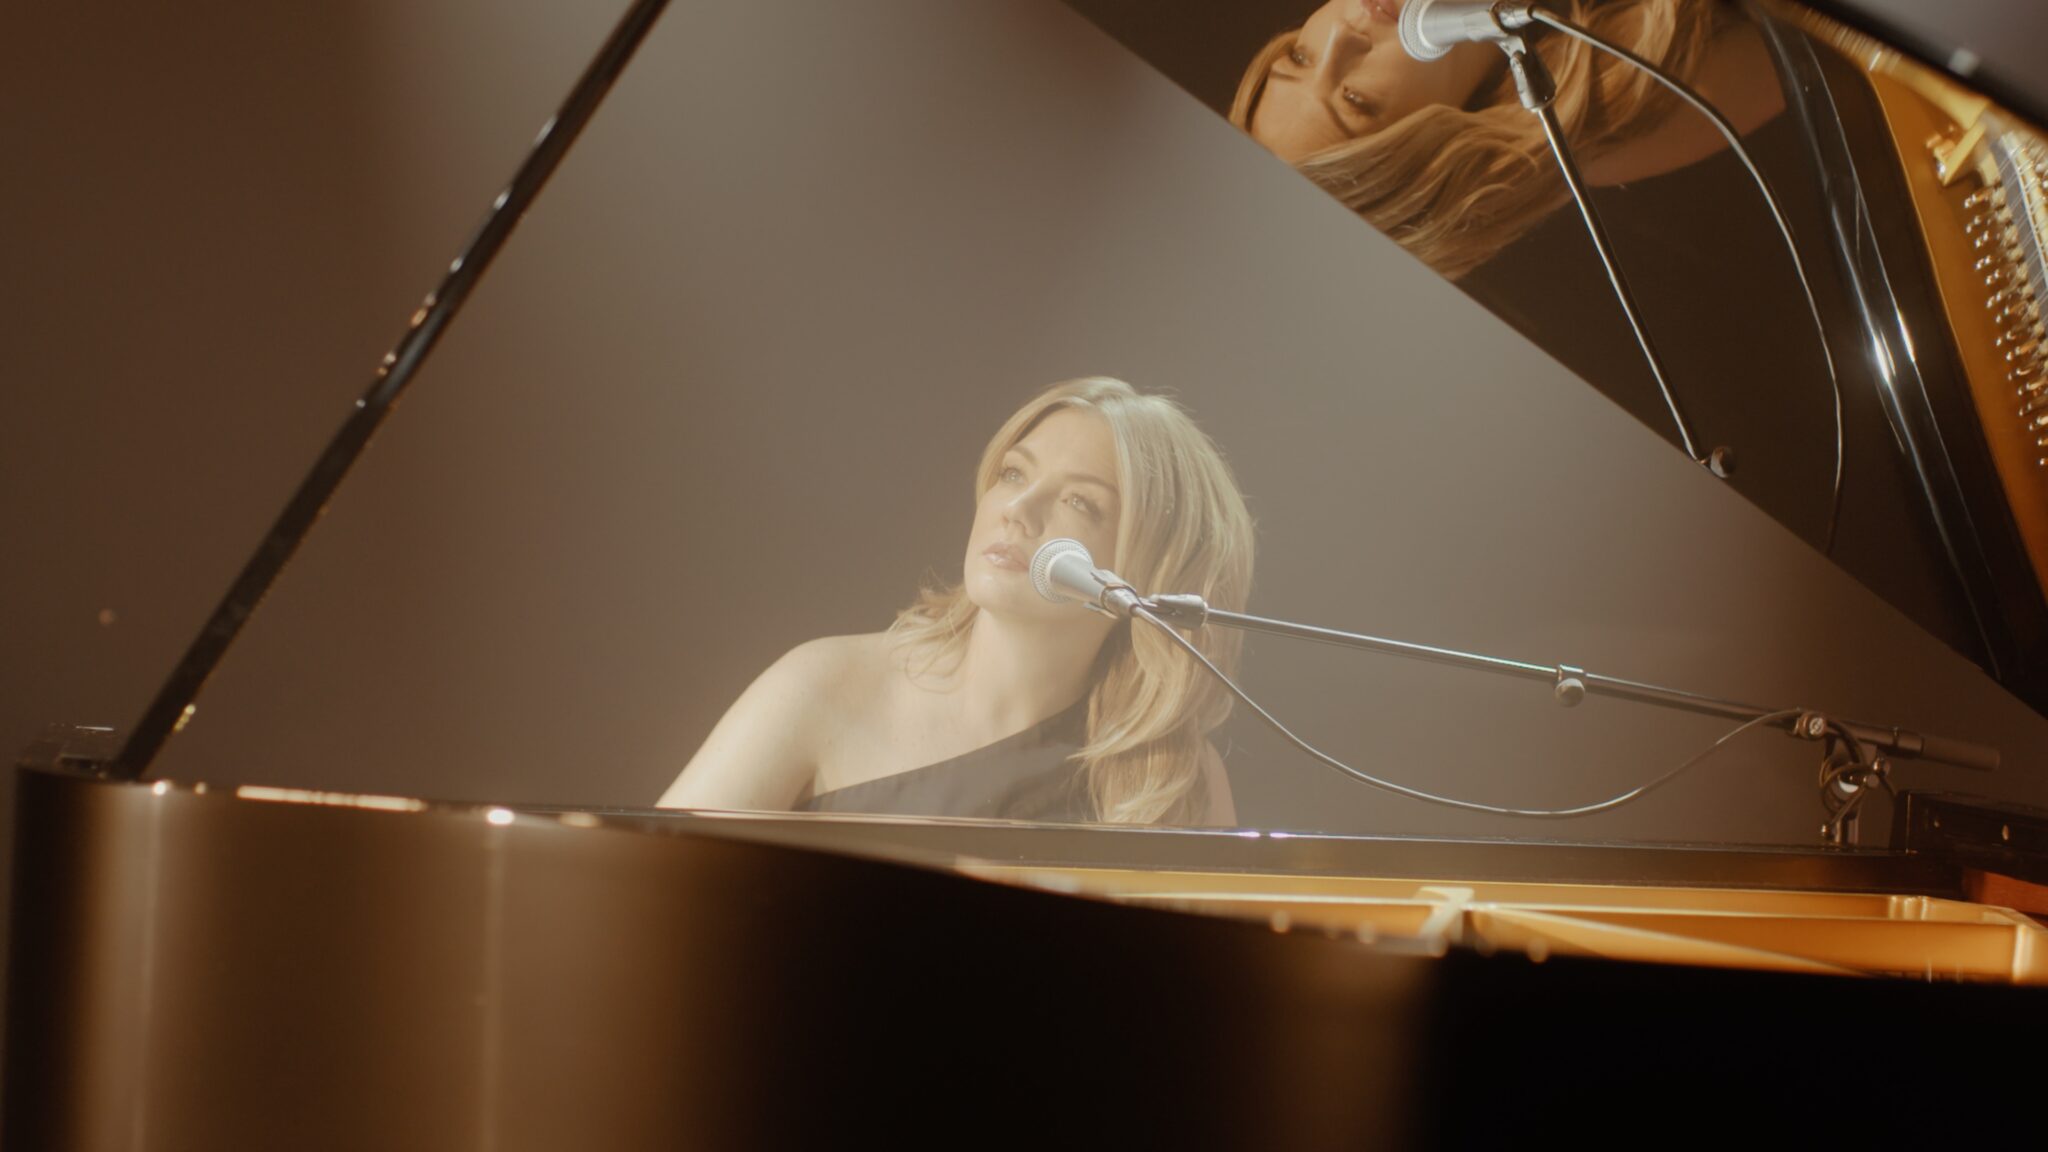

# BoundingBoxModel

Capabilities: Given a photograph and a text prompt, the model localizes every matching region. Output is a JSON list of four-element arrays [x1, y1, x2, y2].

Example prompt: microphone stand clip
[[1789, 709, 1896, 846]]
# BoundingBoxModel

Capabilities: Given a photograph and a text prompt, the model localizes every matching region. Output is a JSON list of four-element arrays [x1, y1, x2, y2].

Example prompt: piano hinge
[[1928, 122, 1989, 187], [16, 723, 123, 779]]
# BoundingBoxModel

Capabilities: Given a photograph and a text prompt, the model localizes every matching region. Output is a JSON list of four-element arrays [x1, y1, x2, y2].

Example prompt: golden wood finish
[[962, 863, 2048, 983]]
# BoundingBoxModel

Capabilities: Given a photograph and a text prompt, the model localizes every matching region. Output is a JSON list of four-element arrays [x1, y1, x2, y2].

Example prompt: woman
[[1230, 0, 1783, 279], [657, 377, 1256, 826]]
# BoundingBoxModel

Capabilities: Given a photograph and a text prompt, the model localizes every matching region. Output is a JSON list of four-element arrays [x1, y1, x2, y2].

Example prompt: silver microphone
[[1398, 0, 1532, 61], [1029, 539, 1143, 618]]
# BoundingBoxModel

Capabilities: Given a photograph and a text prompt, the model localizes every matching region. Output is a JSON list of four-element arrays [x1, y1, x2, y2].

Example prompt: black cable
[[1134, 606, 1802, 818]]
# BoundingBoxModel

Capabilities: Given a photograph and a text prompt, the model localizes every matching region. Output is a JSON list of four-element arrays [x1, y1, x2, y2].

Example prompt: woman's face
[[964, 407, 1124, 620], [1249, 0, 1501, 162]]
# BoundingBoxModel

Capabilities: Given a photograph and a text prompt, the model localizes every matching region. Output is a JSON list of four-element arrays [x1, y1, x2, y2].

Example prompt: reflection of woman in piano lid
[[657, 377, 1255, 826], [1229, 0, 1783, 279]]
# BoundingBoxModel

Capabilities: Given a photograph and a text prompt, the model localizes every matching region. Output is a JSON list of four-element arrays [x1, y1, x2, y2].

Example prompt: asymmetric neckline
[[795, 697, 1091, 820]]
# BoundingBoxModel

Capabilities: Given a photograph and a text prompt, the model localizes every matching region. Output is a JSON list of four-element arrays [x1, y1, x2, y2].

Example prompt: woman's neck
[[941, 610, 1107, 738]]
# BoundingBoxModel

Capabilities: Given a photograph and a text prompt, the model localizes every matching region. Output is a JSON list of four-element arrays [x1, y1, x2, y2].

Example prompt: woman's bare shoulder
[[775, 632, 895, 689], [762, 632, 902, 723], [1199, 739, 1239, 828], [656, 631, 897, 810]]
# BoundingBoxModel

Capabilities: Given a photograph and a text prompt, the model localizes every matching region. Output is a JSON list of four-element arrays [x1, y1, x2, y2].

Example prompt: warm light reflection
[[486, 808, 515, 826], [233, 786, 428, 813]]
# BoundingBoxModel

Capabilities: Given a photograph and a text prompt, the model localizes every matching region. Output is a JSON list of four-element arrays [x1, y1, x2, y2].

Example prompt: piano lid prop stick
[[106, 0, 676, 782]]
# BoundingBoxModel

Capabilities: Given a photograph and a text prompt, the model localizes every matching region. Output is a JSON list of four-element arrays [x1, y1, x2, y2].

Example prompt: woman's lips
[[983, 543, 1027, 571]]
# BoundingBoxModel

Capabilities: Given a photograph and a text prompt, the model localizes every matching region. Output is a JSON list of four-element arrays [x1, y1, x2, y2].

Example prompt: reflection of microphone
[[1398, 0, 1533, 61], [1030, 539, 1143, 618]]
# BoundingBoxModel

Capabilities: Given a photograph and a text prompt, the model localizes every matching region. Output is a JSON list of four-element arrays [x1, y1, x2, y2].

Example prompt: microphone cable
[[1132, 605, 1802, 819], [1524, 4, 1847, 553]]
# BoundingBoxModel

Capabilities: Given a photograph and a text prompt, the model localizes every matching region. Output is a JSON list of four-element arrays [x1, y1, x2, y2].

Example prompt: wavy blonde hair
[[1230, 0, 1725, 279], [889, 378, 1256, 825]]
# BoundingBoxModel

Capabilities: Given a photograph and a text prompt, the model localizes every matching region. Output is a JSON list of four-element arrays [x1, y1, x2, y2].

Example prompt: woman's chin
[[964, 579, 1024, 614], [966, 573, 1062, 620]]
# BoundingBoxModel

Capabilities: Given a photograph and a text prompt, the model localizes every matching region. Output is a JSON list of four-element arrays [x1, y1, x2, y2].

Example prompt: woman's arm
[[1198, 740, 1238, 828], [655, 639, 845, 811]]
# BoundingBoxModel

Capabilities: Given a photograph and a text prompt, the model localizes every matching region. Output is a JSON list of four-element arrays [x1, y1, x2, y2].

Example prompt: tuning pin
[[1966, 212, 1993, 236], [1965, 187, 2003, 210], [2008, 341, 2041, 364], [1977, 255, 1999, 272]]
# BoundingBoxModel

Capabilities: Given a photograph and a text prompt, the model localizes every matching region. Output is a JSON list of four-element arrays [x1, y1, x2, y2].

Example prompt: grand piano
[[11, 0, 2048, 1146]]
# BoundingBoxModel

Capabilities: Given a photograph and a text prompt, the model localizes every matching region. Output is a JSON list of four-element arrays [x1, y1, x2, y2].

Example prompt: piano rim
[[43, 767, 2046, 985]]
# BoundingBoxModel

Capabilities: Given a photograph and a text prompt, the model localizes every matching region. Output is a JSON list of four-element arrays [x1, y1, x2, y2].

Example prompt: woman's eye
[[1342, 88, 1370, 113], [1000, 466, 1024, 484], [1067, 495, 1096, 516], [1287, 45, 1309, 67]]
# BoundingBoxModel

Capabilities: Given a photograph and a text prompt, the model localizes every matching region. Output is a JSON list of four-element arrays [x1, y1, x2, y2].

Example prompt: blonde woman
[[1230, 0, 1784, 279], [657, 378, 1255, 826]]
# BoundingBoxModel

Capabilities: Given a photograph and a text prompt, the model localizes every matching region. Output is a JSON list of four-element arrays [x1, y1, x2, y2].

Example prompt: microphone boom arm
[[1144, 593, 1998, 774]]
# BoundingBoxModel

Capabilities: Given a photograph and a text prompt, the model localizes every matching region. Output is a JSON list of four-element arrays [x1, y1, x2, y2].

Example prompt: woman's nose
[[1002, 489, 1046, 536], [1314, 21, 1369, 86]]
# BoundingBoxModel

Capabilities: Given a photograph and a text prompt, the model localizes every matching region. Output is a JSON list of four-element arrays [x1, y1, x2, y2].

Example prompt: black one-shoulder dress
[[793, 699, 1093, 822]]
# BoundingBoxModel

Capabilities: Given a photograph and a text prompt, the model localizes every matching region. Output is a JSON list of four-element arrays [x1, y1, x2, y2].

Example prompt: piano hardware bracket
[[16, 722, 124, 780], [1706, 444, 1737, 478]]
